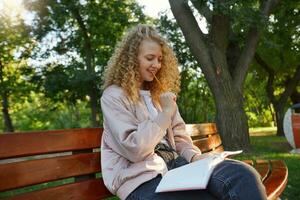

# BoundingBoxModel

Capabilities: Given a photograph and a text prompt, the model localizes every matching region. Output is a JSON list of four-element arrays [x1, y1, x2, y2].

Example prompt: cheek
[[139, 59, 150, 69], [138, 60, 148, 74]]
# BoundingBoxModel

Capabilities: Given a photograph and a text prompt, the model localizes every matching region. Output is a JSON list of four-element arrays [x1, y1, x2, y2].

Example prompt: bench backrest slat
[[186, 123, 217, 138], [192, 134, 222, 153], [0, 128, 101, 159], [0, 128, 108, 199], [187, 123, 223, 153], [0, 153, 100, 191], [3, 179, 111, 200]]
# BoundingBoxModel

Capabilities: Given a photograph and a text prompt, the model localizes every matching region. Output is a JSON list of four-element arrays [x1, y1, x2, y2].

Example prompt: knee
[[225, 160, 262, 183]]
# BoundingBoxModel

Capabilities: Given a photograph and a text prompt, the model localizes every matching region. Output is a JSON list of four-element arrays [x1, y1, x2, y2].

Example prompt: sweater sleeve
[[171, 107, 202, 162], [101, 87, 171, 163]]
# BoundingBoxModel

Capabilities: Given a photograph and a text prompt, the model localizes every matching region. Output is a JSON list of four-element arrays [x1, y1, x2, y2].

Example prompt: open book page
[[219, 150, 243, 158], [155, 150, 242, 193]]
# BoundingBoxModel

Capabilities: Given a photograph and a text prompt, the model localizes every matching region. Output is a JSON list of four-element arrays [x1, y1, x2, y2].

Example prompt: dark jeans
[[126, 156, 267, 200]]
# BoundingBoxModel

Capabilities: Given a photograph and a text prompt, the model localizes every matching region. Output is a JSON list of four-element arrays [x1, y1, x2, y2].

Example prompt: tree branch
[[255, 53, 276, 103], [190, 0, 212, 24], [210, 0, 229, 54], [169, 0, 216, 87], [233, 0, 280, 87], [67, 3, 95, 73], [280, 64, 300, 104]]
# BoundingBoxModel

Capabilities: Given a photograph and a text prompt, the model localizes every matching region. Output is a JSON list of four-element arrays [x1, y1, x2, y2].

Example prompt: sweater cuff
[[154, 111, 171, 131], [183, 149, 202, 163]]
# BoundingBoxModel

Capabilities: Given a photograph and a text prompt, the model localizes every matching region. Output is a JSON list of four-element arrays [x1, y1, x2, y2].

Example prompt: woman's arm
[[101, 88, 171, 163], [171, 107, 202, 162]]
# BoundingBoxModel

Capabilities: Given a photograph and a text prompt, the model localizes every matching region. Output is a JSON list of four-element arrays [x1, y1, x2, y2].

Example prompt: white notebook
[[155, 150, 243, 193]]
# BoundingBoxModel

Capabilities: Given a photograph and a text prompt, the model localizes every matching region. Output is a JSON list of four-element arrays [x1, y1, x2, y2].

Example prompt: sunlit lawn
[[1, 127, 299, 200]]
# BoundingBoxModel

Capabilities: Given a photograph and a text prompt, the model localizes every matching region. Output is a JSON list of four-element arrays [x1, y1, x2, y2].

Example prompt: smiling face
[[137, 39, 162, 88]]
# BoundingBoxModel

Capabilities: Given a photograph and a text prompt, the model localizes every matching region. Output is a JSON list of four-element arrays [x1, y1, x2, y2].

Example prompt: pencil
[[152, 72, 165, 90], [152, 72, 177, 102]]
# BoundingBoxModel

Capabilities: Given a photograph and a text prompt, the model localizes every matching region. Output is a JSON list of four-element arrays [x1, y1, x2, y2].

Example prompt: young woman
[[101, 24, 267, 200]]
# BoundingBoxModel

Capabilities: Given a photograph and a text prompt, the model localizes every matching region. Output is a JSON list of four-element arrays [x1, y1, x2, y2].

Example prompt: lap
[[126, 175, 218, 200], [126, 157, 263, 200]]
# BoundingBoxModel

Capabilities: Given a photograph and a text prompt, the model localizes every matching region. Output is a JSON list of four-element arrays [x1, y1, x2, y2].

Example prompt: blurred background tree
[[0, 0, 299, 144], [25, 0, 147, 127], [253, 1, 300, 136], [0, 1, 34, 132]]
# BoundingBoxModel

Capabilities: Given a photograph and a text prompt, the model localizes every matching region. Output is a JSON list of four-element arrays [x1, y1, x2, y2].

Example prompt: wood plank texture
[[254, 160, 271, 181], [0, 128, 102, 159], [193, 134, 222, 152], [1, 179, 113, 200], [186, 123, 217, 138], [264, 160, 288, 200], [0, 153, 100, 191], [0, 124, 288, 200]]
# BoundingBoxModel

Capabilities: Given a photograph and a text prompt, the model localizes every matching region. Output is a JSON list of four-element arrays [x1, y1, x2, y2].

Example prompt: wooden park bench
[[0, 123, 288, 200]]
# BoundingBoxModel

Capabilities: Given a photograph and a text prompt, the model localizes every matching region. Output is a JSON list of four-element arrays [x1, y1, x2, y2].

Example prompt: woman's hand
[[159, 92, 177, 117], [191, 152, 218, 162]]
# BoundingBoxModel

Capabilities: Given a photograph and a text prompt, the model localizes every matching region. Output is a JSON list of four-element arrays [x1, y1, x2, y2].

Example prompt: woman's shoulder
[[102, 84, 126, 99]]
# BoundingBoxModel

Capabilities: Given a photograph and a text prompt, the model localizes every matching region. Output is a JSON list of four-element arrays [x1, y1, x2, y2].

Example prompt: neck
[[141, 81, 151, 90]]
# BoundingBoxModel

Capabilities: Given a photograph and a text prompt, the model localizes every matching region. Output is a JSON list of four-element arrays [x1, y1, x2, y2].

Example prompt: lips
[[148, 69, 157, 75]]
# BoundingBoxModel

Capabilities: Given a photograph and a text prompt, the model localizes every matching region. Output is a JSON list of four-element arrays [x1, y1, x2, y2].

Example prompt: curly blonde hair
[[103, 24, 180, 104]]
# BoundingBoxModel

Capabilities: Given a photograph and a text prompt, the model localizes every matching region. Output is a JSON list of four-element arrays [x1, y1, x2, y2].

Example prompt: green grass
[[1, 130, 299, 200], [249, 126, 277, 133]]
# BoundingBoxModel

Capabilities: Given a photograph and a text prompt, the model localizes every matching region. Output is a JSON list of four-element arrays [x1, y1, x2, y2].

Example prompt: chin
[[148, 77, 154, 82], [143, 77, 154, 82]]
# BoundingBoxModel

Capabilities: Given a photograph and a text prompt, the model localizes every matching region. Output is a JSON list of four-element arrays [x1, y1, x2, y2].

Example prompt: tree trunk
[[274, 103, 285, 136], [0, 62, 14, 132], [213, 82, 250, 150], [169, 0, 279, 149], [256, 54, 300, 136], [89, 88, 98, 127], [291, 90, 300, 105], [68, 3, 99, 127], [268, 104, 276, 126], [1, 92, 14, 132]]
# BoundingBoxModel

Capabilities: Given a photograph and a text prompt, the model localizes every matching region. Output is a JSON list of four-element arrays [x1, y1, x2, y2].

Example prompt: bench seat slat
[[264, 160, 288, 200], [254, 160, 270, 182], [0, 128, 102, 159], [242, 160, 254, 165], [2, 179, 113, 200], [0, 153, 101, 192]]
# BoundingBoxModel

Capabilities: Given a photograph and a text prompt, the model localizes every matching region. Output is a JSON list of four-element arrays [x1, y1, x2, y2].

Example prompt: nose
[[152, 59, 161, 69]]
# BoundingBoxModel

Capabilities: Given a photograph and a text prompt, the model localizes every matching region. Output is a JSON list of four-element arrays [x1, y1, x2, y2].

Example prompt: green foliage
[[1, 0, 298, 131], [259, 1, 300, 70], [24, 0, 146, 125], [0, 2, 34, 131], [245, 0, 300, 132], [11, 93, 92, 131], [244, 72, 274, 127], [255, 0, 300, 85]]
